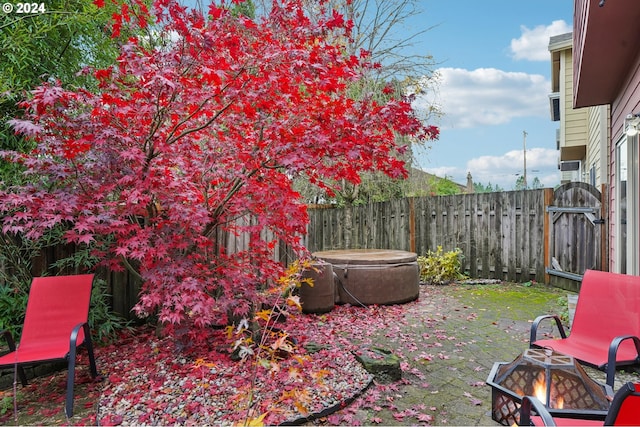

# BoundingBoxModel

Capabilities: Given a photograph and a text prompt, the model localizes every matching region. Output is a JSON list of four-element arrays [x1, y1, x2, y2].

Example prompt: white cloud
[[467, 147, 557, 171], [413, 67, 549, 129], [510, 20, 572, 61], [466, 147, 559, 189], [420, 165, 460, 180], [424, 147, 560, 190], [412, 21, 573, 130]]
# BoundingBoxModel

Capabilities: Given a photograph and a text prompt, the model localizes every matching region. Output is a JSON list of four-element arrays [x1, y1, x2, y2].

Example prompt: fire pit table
[[487, 348, 613, 426], [312, 249, 419, 306]]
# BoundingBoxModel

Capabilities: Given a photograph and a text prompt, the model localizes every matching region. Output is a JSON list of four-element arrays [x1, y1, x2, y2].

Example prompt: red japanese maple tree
[[1, 0, 437, 333]]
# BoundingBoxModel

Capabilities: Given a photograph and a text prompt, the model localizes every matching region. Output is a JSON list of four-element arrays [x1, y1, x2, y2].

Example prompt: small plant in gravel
[[229, 259, 311, 362], [228, 259, 315, 424], [0, 390, 18, 416], [556, 295, 570, 324], [417, 246, 466, 285]]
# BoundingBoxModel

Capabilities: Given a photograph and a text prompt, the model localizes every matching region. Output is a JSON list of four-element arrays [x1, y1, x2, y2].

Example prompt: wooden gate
[[546, 182, 607, 291]]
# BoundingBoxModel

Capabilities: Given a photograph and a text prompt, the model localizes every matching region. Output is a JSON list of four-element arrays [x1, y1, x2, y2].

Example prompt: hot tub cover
[[312, 249, 417, 265]]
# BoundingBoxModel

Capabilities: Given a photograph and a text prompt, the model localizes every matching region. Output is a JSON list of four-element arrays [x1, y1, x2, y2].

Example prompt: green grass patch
[[448, 282, 566, 322]]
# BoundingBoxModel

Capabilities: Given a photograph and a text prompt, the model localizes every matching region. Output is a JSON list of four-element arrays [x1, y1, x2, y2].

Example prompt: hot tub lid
[[312, 249, 417, 265]]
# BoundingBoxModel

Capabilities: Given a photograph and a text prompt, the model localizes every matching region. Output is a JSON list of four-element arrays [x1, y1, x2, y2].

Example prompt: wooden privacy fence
[[24, 218, 299, 320], [4, 184, 607, 318], [85, 220, 298, 320], [305, 189, 553, 283]]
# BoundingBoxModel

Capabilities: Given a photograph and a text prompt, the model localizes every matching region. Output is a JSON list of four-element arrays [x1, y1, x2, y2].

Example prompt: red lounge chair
[[529, 270, 640, 387], [0, 274, 98, 417], [519, 382, 640, 426]]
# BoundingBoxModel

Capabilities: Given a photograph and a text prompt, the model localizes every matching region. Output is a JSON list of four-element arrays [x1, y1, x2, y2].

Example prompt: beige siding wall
[[585, 105, 609, 186], [558, 47, 568, 149], [562, 49, 588, 151]]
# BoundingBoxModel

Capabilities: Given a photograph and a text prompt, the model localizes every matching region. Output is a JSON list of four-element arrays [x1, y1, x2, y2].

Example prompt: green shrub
[[0, 277, 30, 339], [417, 246, 466, 285], [88, 278, 132, 344], [50, 250, 132, 344], [0, 233, 46, 339]]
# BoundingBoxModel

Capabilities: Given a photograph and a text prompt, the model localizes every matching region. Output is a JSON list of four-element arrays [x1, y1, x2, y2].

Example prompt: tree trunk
[[344, 204, 353, 249]]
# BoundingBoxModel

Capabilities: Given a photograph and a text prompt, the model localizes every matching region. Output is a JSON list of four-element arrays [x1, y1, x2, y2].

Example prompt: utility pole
[[523, 130, 528, 189]]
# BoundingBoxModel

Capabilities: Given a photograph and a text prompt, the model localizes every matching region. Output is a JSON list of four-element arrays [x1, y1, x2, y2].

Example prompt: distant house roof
[[549, 32, 572, 50]]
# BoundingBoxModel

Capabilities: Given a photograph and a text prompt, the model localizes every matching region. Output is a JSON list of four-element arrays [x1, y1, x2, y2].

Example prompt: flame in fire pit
[[533, 376, 564, 409], [533, 377, 546, 403]]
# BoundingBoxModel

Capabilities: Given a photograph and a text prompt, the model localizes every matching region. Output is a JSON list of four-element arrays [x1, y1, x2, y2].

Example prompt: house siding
[[609, 56, 640, 271], [608, 53, 640, 272], [563, 48, 588, 155], [586, 105, 608, 186], [573, 0, 640, 274], [551, 32, 604, 188]]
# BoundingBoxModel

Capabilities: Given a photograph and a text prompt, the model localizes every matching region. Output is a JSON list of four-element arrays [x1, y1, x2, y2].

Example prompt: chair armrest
[[519, 395, 556, 426], [604, 382, 636, 424], [529, 314, 567, 347], [605, 335, 640, 387], [0, 329, 17, 352], [69, 322, 88, 349]]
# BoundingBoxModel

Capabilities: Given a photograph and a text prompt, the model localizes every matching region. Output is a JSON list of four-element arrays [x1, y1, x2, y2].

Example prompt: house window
[[615, 136, 639, 274], [589, 164, 596, 187]]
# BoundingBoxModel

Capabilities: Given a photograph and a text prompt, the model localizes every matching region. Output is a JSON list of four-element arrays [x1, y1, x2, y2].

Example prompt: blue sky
[[407, 0, 573, 189]]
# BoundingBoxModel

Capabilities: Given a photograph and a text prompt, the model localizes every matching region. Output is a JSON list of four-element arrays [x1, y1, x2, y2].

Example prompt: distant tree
[[187, 0, 256, 17], [530, 176, 544, 189], [253, 0, 438, 81], [474, 182, 504, 193], [514, 175, 526, 190], [429, 175, 461, 196], [474, 182, 488, 193], [514, 175, 545, 190]]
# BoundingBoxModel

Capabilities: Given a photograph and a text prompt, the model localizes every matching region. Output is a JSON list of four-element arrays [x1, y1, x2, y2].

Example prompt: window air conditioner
[[560, 160, 581, 182]]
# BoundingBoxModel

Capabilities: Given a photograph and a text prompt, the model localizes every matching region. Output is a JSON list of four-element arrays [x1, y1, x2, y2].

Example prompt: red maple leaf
[[417, 413, 434, 423]]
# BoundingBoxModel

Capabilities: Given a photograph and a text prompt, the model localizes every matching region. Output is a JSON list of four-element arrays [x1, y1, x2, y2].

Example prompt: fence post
[[543, 188, 553, 284], [409, 197, 416, 254]]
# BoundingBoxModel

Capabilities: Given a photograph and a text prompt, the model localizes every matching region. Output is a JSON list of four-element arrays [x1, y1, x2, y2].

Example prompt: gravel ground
[[96, 340, 373, 426]]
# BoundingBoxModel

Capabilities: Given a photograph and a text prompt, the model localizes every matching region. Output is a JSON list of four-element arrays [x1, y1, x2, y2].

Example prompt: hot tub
[[312, 249, 419, 306]]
